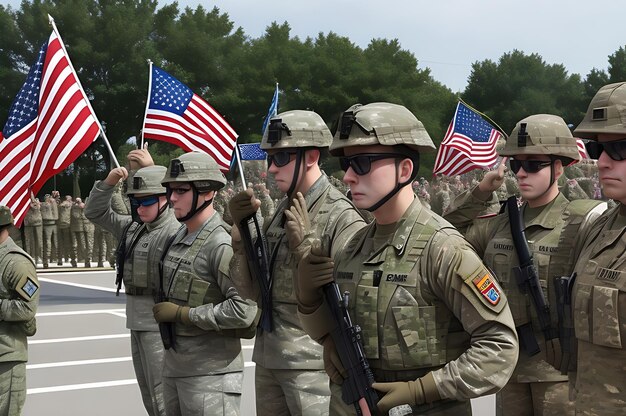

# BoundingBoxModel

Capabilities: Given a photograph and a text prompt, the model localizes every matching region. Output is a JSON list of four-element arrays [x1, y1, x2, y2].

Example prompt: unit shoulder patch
[[472, 273, 501, 306]]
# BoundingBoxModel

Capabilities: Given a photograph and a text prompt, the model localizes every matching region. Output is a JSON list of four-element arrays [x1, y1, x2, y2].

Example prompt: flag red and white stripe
[[575, 138, 588, 161], [433, 102, 502, 177], [0, 28, 100, 226], [142, 65, 237, 171]]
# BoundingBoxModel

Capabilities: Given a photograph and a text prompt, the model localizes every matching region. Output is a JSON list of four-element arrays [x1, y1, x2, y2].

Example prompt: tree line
[[1, 1, 625, 195]]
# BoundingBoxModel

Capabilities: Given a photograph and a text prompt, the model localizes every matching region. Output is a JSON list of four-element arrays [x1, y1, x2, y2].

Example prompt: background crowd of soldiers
[[15, 156, 609, 270]]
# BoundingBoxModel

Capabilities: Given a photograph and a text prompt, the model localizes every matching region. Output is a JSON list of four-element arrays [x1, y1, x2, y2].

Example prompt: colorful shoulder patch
[[472, 273, 501, 305], [16, 276, 40, 300]]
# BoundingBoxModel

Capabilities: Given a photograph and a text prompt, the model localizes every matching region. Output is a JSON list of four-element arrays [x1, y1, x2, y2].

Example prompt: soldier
[[82, 199, 95, 268], [58, 195, 74, 266], [85, 152, 180, 416], [228, 110, 365, 415], [0, 206, 39, 415], [154, 152, 257, 416], [40, 194, 60, 268], [444, 114, 607, 416], [295, 102, 519, 415], [23, 197, 43, 264], [566, 82, 626, 416], [70, 198, 89, 267]]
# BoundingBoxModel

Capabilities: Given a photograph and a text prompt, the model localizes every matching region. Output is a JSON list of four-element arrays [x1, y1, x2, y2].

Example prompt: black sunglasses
[[509, 159, 553, 174], [267, 151, 297, 168], [339, 153, 407, 175], [585, 139, 626, 161]]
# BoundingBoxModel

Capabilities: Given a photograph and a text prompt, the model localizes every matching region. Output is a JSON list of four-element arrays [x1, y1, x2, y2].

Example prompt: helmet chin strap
[[177, 184, 213, 222], [286, 149, 305, 199], [364, 159, 415, 212]]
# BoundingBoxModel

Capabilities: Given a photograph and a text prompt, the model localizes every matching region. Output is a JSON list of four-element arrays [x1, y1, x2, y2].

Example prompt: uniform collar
[[521, 192, 569, 230], [174, 211, 219, 246]]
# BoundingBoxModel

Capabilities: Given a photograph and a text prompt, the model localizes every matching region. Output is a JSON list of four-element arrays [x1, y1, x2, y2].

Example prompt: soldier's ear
[[398, 158, 414, 183], [554, 159, 564, 179]]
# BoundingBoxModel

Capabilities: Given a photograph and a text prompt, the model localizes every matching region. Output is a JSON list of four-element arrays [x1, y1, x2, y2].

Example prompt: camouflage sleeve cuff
[[470, 184, 497, 204], [297, 300, 336, 342]]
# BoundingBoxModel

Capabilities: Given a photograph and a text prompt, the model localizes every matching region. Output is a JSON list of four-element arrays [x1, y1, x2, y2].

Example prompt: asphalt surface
[[23, 267, 494, 415]]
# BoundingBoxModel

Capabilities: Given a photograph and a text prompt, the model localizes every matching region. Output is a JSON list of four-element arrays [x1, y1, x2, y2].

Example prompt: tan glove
[[372, 373, 440, 413], [229, 188, 260, 226], [284, 192, 312, 252], [295, 241, 334, 310], [322, 336, 346, 385], [477, 157, 508, 197], [545, 338, 563, 371], [153, 302, 191, 325]]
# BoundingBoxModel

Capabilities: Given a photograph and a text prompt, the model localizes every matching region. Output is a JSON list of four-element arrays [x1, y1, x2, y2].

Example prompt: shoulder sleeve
[[1, 256, 39, 322]]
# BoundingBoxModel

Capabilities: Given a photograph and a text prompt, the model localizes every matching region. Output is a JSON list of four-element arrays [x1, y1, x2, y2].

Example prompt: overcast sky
[[4, 0, 625, 92]]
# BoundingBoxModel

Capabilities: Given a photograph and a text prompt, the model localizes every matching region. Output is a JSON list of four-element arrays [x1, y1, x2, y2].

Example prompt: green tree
[[463, 50, 585, 133]]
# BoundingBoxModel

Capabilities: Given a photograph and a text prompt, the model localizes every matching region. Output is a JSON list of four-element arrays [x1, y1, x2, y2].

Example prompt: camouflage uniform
[[23, 200, 43, 263], [445, 114, 607, 416], [566, 82, 626, 415], [57, 197, 74, 265], [159, 152, 258, 416], [85, 169, 181, 416], [229, 110, 365, 415], [40, 197, 59, 267], [0, 206, 39, 416], [298, 103, 518, 415], [70, 201, 88, 266]]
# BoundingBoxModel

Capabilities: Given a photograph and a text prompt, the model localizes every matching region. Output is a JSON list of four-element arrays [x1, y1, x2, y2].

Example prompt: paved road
[[23, 268, 494, 415]]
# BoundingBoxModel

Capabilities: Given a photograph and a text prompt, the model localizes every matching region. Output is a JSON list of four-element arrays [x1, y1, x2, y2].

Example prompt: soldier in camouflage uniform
[[295, 102, 519, 415], [0, 206, 39, 415], [154, 152, 258, 416], [566, 82, 626, 416], [229, 110, 365, 416], [58, 195, 74, 266], [70, 198, 89, 267], [23, 198, 43, 264], [86, 151, 180, 416], [444, 114, 607, 416], [40, 194, 60, 268]]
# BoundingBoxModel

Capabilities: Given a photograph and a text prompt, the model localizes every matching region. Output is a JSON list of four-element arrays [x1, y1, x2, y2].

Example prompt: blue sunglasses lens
[[133, 196, 159, 207]]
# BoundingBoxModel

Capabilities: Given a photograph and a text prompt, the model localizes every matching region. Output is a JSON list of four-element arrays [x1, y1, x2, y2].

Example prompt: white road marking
[[27, 379, 137, 395], [29, 334, 130, 344], [39, 277, 117, 293], [37, 309, 125, 317], [27, 357, 132, 369]]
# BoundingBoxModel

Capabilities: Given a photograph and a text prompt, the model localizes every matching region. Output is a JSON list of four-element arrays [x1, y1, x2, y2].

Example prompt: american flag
[[433, 102, 502, 176], [575, 138, 588, 161], [0, 30, 100, 226], [142, 65, 237, 172], [238, 143, 267, 161]]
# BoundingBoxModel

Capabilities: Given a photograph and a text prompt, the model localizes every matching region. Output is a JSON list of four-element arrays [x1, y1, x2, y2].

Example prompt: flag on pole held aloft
[[238, 143, 266, 161], [142, 65, 237, 172], [0, 29, 100, 226], [261, 83, 279, 135], [433, 102, 502, 176]]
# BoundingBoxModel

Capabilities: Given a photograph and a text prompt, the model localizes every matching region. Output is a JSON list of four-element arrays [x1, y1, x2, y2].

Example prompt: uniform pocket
[[169, 270, 193, 302], [573, 285, 592, 343], [355, 284, 379, 359], [591, 286, 622, 349], [390, 305, 446, 368]]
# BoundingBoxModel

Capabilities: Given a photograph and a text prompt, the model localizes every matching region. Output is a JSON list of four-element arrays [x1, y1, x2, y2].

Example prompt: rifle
[[506, 196, 558, 356], [156, 233, 178, 351], [322, 282, 379, 416], [238, 214, 273, 332], [553, 272, 577, 373]]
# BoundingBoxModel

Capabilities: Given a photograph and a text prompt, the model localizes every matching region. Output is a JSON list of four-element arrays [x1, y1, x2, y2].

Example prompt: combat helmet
[[161, 151, 227, 192], [0, 206, 13, 227], [126, 166, 168, 197], [330, 102, 436, 156], [500, 114, 581, 163], [575, 82, 626, 139], [261, 110, 332, 150]]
